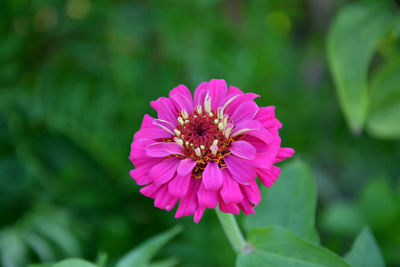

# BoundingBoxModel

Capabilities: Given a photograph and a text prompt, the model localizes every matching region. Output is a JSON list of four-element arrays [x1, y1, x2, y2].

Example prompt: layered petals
[[130, 79, 294, 223]]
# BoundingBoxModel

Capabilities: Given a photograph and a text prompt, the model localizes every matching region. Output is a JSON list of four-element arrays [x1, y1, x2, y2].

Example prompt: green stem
[[215, 209, 246, 254]]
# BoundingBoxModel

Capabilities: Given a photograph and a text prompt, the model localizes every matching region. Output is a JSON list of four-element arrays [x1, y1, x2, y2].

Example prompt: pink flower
[[129, 79, 294, 222]]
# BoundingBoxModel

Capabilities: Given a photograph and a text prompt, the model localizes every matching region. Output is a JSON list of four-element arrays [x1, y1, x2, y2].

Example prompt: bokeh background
[[1, 0, 400, 266]]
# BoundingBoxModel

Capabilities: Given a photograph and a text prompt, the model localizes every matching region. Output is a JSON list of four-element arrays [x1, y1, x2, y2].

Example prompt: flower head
[[129, 79, 294, 222]]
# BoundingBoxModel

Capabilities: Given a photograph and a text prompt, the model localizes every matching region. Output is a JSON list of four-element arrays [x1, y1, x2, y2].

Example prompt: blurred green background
[[1, 0, 400, 266]]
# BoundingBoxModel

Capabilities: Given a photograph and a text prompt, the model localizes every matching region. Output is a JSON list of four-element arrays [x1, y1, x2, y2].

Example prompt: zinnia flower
[[129, 79, 294, 222]]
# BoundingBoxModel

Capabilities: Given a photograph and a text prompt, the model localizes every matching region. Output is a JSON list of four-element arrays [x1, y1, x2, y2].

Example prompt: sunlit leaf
[[244, 160, 318, 243], [367, 56, 400, 138], [237, 226, 349, 267], [116, 226, 182, 267], [53, 259, 97, 267], [345, 227, 384, 267], [327, 2, 399, 133]]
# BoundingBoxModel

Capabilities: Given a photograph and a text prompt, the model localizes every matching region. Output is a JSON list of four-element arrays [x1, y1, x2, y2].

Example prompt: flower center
[[171, 105, 234, 165]]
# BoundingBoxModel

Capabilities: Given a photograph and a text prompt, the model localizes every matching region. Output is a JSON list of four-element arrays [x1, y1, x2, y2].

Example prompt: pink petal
[[202, 161, 223, 191], [168, 173, 191, 198], [257, 166, 281, 188], [226, 93, 259, 115], [140, 182, 162, 198], [248, 151, 276, 169], [177, 158, 197, 176], [197, 182, 218, 208], [231, 120, 261, 137], [230, 140, 256, 160], [241, 180, 261, 206], [238, 197, 255, 215], [175, 179, 201, 218], [220, 169, 243, 204], [169, 84, 192, 101], [154, 186, 178, 211], [254, 106, 281, 128], [194, 206, 206, 223], [140, 114, 156, 129], [224, 155, 257, 185], [145, 142, 184, 157], [134, 127, 171, 141], [218, 197, 240, 214], [227, 85, 244, 96], [130, 139, 154, 160], [130, 168, 152, 186], [231, 101, 259, 123], [208, 79, 228, 109], [275, 147, 295, 162], [170, 93, 194, 113], [150, 157, 180, 185], [151, 97, 178, 126], [194, 82, 209, 107]]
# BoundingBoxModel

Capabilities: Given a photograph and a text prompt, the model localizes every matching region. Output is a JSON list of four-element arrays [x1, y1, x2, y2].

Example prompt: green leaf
[[345, 227, 385, 267], [52, 259, 98, 267], [358, 178, 398, 230], [116, 226, 182, 267], [320, 201, 365, 235], [367, 56, 400, 138], [327, 2, 399, 133], [237, 226, 349, 267], [148, 257, 179, 267], [244, 160, 318, 243]]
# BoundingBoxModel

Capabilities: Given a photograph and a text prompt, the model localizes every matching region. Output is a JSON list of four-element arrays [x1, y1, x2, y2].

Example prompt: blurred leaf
[[148, 257, 179, 267], [327, 2, 399, 133], [320, 201, 365, 235], [345, 227, 384, 267], [237, 226, 349, 267], [358, 178, 398, 230], [367, 55, 400, 138], [53, 258, 97, 267], [0, 228, 27, 267], [244, 160, 318, 243], [116, 225, 182, 267]]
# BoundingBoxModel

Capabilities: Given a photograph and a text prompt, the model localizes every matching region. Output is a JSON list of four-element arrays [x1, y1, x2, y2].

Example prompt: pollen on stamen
[[174, 137, 183, 146], [218, 122, 224, 131], [178, 117, 184, 125], [194, 147, 202, 157], [209, 112, 214, 117], [210, 144, 218, 155], [182, 110, 189, 119], [196, 105, 202, 115], [174, 129, 181, 136], [214, 119, 219, 124]]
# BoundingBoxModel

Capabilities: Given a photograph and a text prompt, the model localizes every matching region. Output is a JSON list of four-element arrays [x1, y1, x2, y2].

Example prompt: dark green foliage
[[1, 0, 400, 266]]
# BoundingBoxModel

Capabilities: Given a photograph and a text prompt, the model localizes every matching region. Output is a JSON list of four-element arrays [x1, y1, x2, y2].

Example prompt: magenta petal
[[208, 79, 228, 109], [230, 140, 256, 160], [130, 168, 152, 186], [249, 151, 276, 169], [226, 93, 259, 115], [177, 158, 197, 176], [241, 180, 261, 206], [170, 93, 194, 113], [194, 206, 206, 223], [227, 85, 244, 96], [169, 84, 192, 101], [220, 169, 243, 204], [275, 147, 295, 162], [153, 97, 178, 126], [218, 197, 239, 214], [194, 82, 209, 106], [175, 179, 201, 218], [150, 157, 180, 185], [146, 142, 184, 157], [231, 101, 259, 123], [197, 182, 218, 208], [154, 186, 178, 211], [202, 161, 223, 191], [134, 127, 171, 141], [168, 173, 191, 198], [257, 166, 281, 188], [231, 120, 261, 137], [140, 182, 162, 198], [224, 155, 257, 185], [238, 197, 255, 215]]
